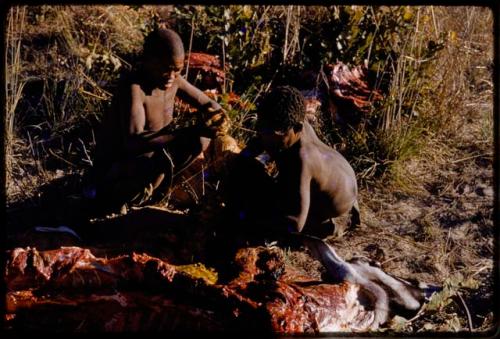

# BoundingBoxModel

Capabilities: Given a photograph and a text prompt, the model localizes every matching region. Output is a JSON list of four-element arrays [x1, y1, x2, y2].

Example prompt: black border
[[1, 2, 499, 338]]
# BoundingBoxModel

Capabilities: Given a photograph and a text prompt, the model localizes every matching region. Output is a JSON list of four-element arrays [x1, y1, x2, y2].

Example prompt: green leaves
[[389, 315, 412, 332]]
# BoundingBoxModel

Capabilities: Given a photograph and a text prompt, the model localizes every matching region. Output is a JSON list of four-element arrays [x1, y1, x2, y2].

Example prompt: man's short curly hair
[[257, 86, 306, 132]]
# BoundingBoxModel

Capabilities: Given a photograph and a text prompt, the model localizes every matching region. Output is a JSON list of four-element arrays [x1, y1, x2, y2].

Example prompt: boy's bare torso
[[275, 121, 358, 230], [137, 84, 177, 131]]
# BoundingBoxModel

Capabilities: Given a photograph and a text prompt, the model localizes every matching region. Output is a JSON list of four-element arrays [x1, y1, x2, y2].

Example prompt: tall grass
[[360, 6, 493, 189], [5, 6, 158, 202], [424, 7, 493, 143], [371, 7, 442, 187], [4, 5, 493, 201], [5, 7, 26, 192]]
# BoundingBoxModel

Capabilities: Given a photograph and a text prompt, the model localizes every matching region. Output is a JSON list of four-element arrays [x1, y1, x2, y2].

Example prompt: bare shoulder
[[124, 84, 147, 113], [300, 124, 326, 158], [298, 139, 322, 173], [115, 70, 141, 96], [175, 75, 190, 89], [130, 83, 145, 99]]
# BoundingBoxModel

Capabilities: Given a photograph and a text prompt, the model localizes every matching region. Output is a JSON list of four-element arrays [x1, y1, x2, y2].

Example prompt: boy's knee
[[152, 148, 174, 175]]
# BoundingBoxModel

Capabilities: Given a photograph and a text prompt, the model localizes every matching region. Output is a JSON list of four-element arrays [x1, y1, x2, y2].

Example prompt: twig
[[406, 304, 427, 324], [174, 156, 217, 185], [385, 233, 433, 250], [79, 88, 109, 101], [222, 34, 226, 94], [232, 123, 257, 134], [444, 228, 452, 254], [26, 130, 36, 157], [450, 153, 492, 164], [430, 6, 439, 40], [456, 291, 473, 332], [471, 265, 491, 277], [48, 148, 77, 167], [201, 163, 205, 197], [283, 6, 291, 63], [380, 255, 404, 266], [366, 7, 380, 65], [114, 53, 131, 69], [78, 70, 112, 98], [179, 180, 199, 204], [91, 128, 96, 147], [78, 138, 93, 166], [185, 16, 195, 79]]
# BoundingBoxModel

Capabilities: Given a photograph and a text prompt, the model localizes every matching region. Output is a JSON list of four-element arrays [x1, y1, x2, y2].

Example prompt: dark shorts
[[96, 131, 210, 212]]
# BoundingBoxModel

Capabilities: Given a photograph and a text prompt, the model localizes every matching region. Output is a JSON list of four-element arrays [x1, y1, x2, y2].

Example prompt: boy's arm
[[286, 164, 312, 233], [240, 137, 265, 159], [124, 85, 177, 156], [176, 77, 221, 111], [177, 77, 230, 137]]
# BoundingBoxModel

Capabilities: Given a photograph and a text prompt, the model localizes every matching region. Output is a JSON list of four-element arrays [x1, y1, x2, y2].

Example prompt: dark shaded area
[[7, 173, 88, 234]]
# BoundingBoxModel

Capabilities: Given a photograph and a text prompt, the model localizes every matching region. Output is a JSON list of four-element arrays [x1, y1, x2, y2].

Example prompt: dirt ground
[[5, 100, 496, 334], [326, 103, 496, 332]]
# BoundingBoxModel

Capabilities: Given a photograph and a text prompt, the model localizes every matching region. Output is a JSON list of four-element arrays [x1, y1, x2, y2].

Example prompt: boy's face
[[145, 54, 184, 89], [258, 123, 299, 154]]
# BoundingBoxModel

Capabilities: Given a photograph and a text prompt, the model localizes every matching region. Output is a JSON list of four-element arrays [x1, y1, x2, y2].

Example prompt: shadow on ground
[[6, 172, 222, 266]]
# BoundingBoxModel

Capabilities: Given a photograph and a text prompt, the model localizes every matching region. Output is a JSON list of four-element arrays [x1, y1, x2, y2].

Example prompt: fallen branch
[[450, 153, 492, 164], [456, 291, 474, 332]]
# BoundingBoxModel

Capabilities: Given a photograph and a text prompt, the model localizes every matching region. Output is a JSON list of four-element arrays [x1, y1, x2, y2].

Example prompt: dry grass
[[5, 5, 160, 204], [5, 7, 27, 193], [4, 5, 495, 333]]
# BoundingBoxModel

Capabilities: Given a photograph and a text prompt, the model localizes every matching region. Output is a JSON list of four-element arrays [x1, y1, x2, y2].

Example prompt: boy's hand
[[201, 107, 230, 137]]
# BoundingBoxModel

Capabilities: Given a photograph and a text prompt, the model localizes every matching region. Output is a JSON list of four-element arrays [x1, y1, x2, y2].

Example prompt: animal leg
[[349, 259, 422, 312], [349, 200, 361, 230], [293, 233, 389, 329]]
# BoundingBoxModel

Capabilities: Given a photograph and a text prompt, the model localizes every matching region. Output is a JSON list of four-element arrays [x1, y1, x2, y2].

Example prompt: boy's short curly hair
[[257, 86, 306, 132]]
